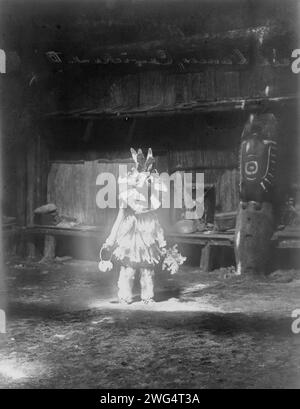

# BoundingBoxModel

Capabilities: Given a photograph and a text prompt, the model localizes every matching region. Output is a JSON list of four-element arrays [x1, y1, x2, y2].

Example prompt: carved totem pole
[[235, 112, 278, 275]]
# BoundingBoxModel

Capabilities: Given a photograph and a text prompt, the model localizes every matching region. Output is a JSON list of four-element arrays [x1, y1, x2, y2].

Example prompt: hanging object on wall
[[234, 112, 278, 275]]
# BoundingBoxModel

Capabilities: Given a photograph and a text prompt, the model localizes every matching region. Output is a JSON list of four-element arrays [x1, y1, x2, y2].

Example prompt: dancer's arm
[[104, 208, 125, 247]]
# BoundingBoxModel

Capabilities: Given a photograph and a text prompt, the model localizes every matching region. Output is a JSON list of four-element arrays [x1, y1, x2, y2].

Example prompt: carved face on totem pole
[[240, 113, 278, 204]]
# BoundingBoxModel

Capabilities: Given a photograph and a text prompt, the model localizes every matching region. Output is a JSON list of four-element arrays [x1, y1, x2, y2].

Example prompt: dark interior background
[[0, 0, 299, 236]]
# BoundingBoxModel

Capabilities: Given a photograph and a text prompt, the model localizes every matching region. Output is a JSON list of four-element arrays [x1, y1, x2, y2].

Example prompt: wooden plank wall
[[168, 149, 238, 170], [60, 65, 295, 113], [46, 152, 239, 226], [26, 130, 49, 226], [47, 160, 132, 228], [47, 63, 295, 222], [168, 149, 239, 212]]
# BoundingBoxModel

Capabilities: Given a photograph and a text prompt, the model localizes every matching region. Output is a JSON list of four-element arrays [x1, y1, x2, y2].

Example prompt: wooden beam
[[43, 95, 298, 121], [277, 240, 300, 249], [85, 25, 288, 57]]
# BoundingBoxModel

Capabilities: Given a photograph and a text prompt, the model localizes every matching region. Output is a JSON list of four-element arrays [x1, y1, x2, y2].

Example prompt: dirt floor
[[0, 257, 300, 389]]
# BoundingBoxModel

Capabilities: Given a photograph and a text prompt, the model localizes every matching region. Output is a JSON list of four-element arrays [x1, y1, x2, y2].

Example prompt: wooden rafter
[[43, 95, 298, 121]]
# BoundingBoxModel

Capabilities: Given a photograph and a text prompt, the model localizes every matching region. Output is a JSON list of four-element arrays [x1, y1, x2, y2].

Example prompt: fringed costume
[[99, 147, 185, 304]]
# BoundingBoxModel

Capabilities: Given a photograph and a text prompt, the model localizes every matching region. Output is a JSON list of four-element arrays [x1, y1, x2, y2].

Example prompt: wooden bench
[[22, 225, 235, 271], [168, 229, 300, 270], [271, 229, 300, 248], [2, 223, 21, 256], [22, 225, 106, 260], [24, 225, 105, 239], [22, 225, 300, 271], [167, 231, 235, 271]]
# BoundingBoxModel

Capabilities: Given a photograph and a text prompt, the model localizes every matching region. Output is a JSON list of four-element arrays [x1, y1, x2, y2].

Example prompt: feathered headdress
[[130, 148, 155, 172]]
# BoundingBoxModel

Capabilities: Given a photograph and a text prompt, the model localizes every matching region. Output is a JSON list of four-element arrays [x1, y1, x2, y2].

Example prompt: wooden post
[[0, 166, 6, 322], [234, 113, 278, 275], [126, 118, 137, 145], [235, 202, 274, 275], [25, 126, 49, 259], [40, 235, 56, 262], [83, 120, 94, 142], [26, 132, 37, 258], [200, 243, 213, 272], [26, 235, 36, 259]]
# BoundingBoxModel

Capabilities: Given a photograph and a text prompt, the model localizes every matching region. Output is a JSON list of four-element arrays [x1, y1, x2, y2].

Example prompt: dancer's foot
[[142, 298, 155, 305], [119, 297, 133, 305]]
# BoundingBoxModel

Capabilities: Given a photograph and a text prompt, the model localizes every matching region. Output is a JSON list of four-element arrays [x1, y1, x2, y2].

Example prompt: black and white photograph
[[0, 0, 300, 392]]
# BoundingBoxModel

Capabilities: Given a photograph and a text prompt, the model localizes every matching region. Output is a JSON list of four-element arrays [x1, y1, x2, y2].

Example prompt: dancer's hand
[[100, 240, 113, 260], [104, 236, 114, 248]]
